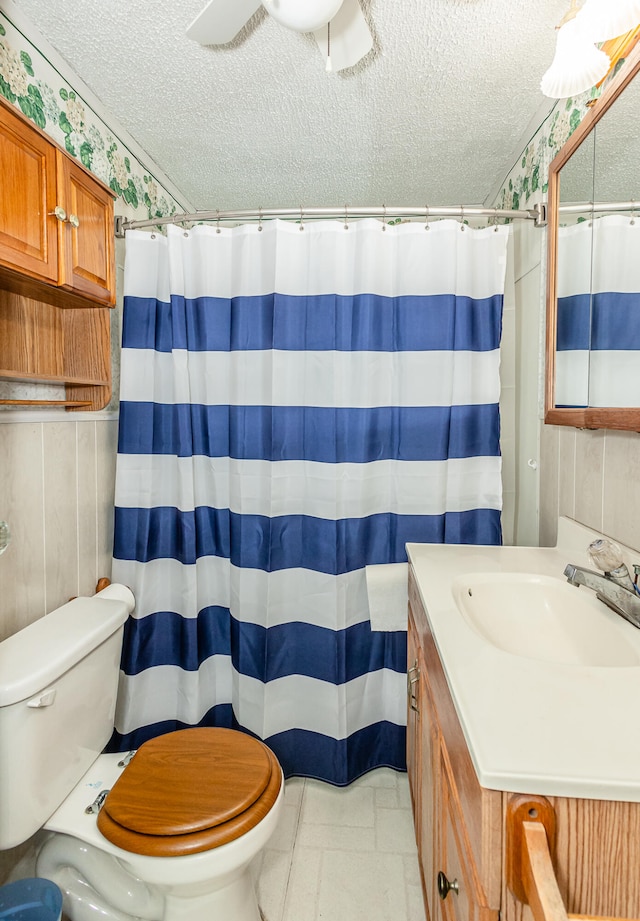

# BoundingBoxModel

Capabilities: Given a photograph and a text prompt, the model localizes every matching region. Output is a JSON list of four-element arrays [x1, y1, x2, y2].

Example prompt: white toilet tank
[[0, 584, 134, 850]]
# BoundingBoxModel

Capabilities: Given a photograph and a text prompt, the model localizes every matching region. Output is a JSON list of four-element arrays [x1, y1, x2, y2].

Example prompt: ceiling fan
[[186, 0, 374, 71]]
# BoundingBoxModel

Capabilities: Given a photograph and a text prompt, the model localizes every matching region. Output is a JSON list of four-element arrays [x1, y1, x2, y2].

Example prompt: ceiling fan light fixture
[[541, 16, 611, 97], [261, 0, 345, 33], [575, 0, 640, 42]]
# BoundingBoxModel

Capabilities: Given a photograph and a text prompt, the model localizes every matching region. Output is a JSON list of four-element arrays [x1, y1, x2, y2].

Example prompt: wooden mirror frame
[[545, 36, 640, 431]]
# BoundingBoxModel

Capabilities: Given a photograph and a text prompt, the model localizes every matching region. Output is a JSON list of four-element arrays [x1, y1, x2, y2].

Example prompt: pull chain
[[326, 21, 332, 72]]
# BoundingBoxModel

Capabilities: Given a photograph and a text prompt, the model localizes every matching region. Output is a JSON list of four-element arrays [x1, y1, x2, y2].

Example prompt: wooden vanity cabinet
[[408, 567, 501, 921], [408, 563, 640, 921], [0, 97, 115, 410]]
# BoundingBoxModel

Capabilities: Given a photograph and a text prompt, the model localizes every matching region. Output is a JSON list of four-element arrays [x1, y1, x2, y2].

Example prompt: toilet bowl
[[37, 729, 284, 921], [0, 586, 283, 921]]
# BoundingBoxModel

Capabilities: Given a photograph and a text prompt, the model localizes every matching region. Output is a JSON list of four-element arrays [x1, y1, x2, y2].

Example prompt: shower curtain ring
[[216, 209, 221, 234], [425, 205, 430, 231], [258, 207, 263, 232], [460, 205, 465, 230], [300, 205, 304, 231], [631, 200, 636, 226], [382, 204, 387, 230], [344, 204, 349, 230]]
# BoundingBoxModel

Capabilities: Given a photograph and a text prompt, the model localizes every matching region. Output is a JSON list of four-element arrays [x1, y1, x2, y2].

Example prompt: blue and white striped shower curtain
[[111, 218, 507, 784], [557, 215, 640, 407]]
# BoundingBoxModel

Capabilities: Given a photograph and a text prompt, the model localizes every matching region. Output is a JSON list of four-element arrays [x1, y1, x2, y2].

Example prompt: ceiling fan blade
[[313, 0, 373, 71], [186, 0, 261, 45]]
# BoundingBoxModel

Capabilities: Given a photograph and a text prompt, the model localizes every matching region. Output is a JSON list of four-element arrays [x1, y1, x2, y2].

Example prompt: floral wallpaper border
[[0, 10, 185, 222], [495, 60, 627, 212]]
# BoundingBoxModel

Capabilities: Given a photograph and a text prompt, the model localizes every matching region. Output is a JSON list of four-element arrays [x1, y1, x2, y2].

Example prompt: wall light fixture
[[541, 0, 640, 98]]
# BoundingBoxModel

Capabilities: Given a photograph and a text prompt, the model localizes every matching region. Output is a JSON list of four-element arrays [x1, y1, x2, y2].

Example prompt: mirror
[[546, 37, 640, 430]]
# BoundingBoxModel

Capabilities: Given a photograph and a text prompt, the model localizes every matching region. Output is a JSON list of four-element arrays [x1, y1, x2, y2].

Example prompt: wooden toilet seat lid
[[99, 727, 274, 838]]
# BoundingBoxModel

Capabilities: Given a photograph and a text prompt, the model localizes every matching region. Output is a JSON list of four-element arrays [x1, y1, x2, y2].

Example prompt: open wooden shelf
[[0, 369, 108, 385], [0, 290, 111, 411], [0, 400, 93, 407]]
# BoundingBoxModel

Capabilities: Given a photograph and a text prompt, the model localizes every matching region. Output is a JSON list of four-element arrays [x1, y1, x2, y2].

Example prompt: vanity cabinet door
[[408, 605, 438, 921], [437, 747, 498, 921], [418, 649, 438, 921], [407, 609, 422, 814]]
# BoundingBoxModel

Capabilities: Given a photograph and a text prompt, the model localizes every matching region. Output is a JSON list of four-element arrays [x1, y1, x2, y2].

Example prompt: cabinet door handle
[[437, 871, 459, 900], [49, 206, 67, 221], [68, 213, 80, 228]]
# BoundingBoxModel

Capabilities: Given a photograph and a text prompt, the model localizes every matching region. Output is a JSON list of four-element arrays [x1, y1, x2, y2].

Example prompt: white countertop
[[406, 517, 640, 803]]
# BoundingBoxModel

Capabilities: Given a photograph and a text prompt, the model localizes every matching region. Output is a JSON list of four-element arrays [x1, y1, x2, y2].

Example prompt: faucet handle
[[588, 538, 624, 573]]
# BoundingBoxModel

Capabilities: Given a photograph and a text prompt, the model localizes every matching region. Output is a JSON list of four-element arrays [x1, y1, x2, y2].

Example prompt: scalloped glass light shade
[[576, 0, 640, 42], [261, 0, 345, 32], [541, 17, 611, 97]]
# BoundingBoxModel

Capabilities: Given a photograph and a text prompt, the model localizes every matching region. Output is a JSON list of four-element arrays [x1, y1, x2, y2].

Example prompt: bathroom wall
[[539, 427, 640, 550], [0, 0, 189, 642], [0, 7, 191, 882], [506, 218, 545, 547], [495, 58, 640, 554]]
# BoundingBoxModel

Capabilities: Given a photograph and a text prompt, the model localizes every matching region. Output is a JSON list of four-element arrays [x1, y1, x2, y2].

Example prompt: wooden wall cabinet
[[0, 97, 115, 411], [407, 565, 640, 921]]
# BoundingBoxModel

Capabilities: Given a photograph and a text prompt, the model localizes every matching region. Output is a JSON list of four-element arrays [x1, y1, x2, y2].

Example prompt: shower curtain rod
[[559, 200, 640, 215], [114, 203, 546, 237]]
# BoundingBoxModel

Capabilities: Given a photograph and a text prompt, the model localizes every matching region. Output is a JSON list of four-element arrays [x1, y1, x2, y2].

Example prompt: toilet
[[0, 585, 284, 921]]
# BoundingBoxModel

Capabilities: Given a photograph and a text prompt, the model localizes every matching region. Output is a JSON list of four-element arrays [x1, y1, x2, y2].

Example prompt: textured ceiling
[[14, 0, 569, 211]]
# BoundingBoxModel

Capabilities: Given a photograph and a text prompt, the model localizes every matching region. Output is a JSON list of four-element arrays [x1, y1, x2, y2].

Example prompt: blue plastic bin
[[0, 879, 62, 921]]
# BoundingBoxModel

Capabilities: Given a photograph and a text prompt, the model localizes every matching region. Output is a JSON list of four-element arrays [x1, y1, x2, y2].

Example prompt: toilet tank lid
[[0, 586, 134, 706]]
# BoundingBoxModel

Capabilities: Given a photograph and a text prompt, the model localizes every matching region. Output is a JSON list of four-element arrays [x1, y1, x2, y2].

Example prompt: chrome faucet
[[564, 562, 640, 629]]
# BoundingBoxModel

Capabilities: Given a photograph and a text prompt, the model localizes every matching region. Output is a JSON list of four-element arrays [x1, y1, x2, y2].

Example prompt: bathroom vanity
[[406, 518, 640, 921]]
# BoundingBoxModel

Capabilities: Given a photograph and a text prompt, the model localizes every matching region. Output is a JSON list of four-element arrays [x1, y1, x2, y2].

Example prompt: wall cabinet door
[[58, 153, 115, 305], [0, 102, 58, 283]]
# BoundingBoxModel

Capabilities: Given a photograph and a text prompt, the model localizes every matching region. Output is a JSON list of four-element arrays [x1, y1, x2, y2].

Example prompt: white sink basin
[[452, 572, 640, 667]]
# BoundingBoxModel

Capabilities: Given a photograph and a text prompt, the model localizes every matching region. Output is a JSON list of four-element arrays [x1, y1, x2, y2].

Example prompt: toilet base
[[37, 833, 266, 921], [162, 871, 262, 921]]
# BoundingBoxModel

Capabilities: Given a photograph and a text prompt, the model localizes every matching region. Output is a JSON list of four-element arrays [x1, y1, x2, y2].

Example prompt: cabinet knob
[[68, 213, 80, 228], [437, 871, 459, 900], [49, 205, 67, 221]]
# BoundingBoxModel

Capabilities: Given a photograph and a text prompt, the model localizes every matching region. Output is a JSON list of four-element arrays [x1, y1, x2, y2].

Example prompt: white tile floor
[[253, 769, 427, 921]]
